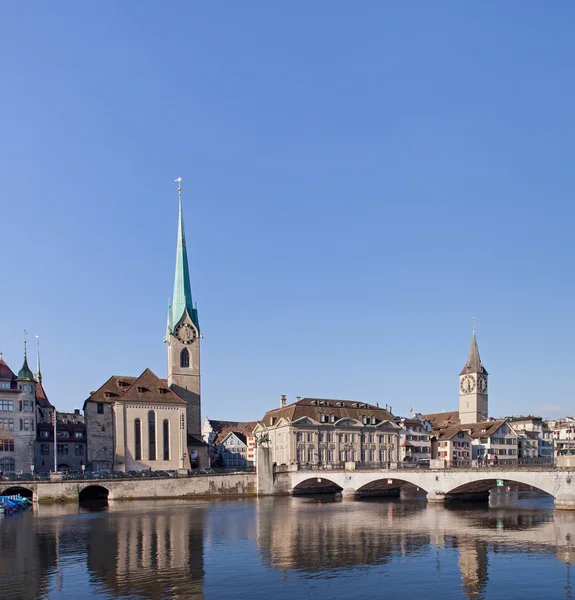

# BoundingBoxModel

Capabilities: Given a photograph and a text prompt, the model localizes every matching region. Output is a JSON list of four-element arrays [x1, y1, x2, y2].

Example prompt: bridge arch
[[79, 484, 110, 504], [356, 477, 430, 496], [445, 476, 555, 499], [1, 486, 34, 500], [293, 477, 343, 495]]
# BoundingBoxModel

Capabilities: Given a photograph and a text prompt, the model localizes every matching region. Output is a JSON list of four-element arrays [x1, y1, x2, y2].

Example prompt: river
[[1, 492, 574, 599]]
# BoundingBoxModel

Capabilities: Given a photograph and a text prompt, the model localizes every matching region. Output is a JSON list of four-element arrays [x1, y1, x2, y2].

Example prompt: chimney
[[389, 405, 393, 414], [74, 408, 80, 415], [296, 396, 301, 402], [280, 394, 286, 408]]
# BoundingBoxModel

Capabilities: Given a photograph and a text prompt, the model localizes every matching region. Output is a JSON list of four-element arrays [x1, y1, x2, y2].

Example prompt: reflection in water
[[1, 493, 575, 600]]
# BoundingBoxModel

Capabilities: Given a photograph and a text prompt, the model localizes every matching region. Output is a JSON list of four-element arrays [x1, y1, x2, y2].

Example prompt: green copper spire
[[36, 336, 42, 383], [168, 179, 199, 332], [18, 340, 34, 381]]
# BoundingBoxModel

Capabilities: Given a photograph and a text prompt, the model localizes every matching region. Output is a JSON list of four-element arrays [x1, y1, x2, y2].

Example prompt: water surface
[[1, 492, 573, 600]]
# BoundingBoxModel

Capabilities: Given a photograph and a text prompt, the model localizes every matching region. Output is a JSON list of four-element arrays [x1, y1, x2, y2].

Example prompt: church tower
[[458, 332, 488, 424], [166, 180, 201, 438]]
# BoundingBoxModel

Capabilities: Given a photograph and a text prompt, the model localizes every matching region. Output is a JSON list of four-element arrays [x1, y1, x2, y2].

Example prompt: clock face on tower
[[460, 375, 476, 394], [477, 375, 487, 393], [175, 322, 197, 345]]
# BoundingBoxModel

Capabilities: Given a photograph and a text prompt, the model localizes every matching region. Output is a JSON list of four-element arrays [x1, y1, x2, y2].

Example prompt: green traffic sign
[[496, 480, 505, 487]]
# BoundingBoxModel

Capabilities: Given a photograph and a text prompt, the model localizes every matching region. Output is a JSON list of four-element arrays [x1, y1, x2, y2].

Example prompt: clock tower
[[458, 332, 488, 425], [166, 181, 201, 438]]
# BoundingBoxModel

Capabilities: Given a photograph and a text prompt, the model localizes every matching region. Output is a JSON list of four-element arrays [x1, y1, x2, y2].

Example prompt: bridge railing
[[294, 458, 556, 472]]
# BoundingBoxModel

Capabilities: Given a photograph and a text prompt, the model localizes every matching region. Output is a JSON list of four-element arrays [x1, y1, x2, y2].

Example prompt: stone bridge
[[0, 472, 257, 503], [272, 467, 575, 509]]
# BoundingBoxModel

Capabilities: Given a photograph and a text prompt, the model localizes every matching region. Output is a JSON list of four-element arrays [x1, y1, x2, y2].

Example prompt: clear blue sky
[[1, 2, 574, 421]]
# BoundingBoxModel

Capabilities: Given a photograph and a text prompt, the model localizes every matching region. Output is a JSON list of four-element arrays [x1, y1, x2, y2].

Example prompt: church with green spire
[[83, 181, 207, 472]]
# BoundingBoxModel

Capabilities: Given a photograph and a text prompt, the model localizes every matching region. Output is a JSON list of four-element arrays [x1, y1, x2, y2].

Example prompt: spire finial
[[472, 316, 476, 335], [175, 177, 182, 199], [35, 335, 42, 383], [23, 329, 28, 357]]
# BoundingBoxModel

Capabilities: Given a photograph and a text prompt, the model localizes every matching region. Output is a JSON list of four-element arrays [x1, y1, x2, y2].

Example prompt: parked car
[[200, 467, 215, 474]]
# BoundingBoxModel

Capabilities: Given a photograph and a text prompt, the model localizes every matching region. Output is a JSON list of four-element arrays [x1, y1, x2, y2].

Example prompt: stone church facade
[[84, 183, 207, 471]]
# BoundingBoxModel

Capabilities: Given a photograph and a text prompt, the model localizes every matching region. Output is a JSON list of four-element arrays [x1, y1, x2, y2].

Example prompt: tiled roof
[[0, 356, 16, 381], [262, 398, 396, 426], [36, 381, 54, 409], [207, 420, 257, 446], [422, 411, 459, 430], [85, 375, 138, 405], [114, 369, 186, 405], [438, 426, 473, 442]]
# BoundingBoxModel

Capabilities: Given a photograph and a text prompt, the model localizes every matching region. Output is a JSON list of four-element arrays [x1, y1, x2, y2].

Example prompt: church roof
[[460, 333, 488, 376], [261, 398, 396, 427], [114, 368, 186, 405], [84, 375, 138, 406], [422, 411, 460, 430], [168, 190, 199, 333]]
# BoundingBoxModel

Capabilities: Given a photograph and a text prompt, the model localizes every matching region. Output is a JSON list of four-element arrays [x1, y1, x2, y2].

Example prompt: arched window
[[180, 348, 190, 368], [163, 419, 170, 460], [134, 418, 142, 460], [148, 411, 156, 461]]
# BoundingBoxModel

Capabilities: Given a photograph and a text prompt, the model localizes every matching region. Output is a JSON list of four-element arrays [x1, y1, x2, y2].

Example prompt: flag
[[175, 177, 182, 182], [409, 406, 414, 413]]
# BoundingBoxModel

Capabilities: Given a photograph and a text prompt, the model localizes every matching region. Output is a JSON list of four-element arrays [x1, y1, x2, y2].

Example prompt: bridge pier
[[341, 488, 357, 499], [555, 494, 575, 510], [426, 490, 446, 504]]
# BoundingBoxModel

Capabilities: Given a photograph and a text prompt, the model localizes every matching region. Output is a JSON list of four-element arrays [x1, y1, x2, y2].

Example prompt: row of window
[[0, 383, 33, 392], [405, 434, 429, 441], [296, 432, 396, 444], [0, 418, 34, 431], [0, 400, 34, 412], [39, 430, 84, 439], [40, 443, 84, 456], [297, 447, 395, 463], [134, 413, 170, 461]]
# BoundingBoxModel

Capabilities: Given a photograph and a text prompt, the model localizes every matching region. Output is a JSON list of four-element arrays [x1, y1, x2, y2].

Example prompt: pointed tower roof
[[168, 182, 200, 333], [460, 333, 488, 376], [18, 342, 35, 381]]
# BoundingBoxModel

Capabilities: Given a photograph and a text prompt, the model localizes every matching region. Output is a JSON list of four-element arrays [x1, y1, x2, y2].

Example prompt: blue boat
[[0, 495, 32, 514]]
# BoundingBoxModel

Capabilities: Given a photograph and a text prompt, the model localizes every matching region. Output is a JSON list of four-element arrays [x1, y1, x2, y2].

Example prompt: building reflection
[[86, 502, 206, 600], [255, 495, 575, 600]]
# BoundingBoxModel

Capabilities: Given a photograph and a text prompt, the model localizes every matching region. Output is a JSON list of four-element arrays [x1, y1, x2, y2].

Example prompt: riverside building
[[254, 396, 400, 467]]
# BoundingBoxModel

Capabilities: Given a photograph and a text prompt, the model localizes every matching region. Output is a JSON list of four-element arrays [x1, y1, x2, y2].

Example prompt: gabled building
[[202, 418, 257, 468], [395, 417, 431, 464], [254, 396, 400, 467], [435, 427, 473, 464]]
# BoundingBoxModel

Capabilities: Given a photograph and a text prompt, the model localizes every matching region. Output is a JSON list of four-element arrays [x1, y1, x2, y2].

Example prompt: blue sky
[[1, 2, 575, 420]]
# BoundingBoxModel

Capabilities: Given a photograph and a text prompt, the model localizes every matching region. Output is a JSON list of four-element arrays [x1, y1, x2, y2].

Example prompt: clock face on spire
[[175, 322, 197, 345], [460, 375, 476, 394], [477, 375, 487, 393]]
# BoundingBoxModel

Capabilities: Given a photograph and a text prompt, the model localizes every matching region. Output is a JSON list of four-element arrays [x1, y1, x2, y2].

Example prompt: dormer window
[[361, 416, 367, 425], [370, 416, 376, 425], [319, 414, 325, 423], [270, 417, 277, 426], [137, 387, 145, 393], [159, 388, 168, 394], [329, 414, 335, 423]]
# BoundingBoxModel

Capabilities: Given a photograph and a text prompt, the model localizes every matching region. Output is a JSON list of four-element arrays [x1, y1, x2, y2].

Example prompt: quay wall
[[0, 473, 257, 503]]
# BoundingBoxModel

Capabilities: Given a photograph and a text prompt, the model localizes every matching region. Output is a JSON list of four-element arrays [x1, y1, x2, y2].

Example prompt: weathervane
[[175, 177, 182, 197]]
